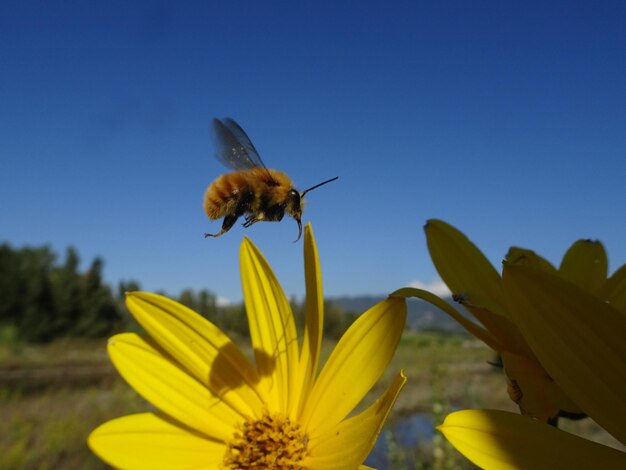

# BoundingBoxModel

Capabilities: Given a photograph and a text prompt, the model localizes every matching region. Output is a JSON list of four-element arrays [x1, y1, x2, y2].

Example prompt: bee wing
[[211, 118, 271, 172]]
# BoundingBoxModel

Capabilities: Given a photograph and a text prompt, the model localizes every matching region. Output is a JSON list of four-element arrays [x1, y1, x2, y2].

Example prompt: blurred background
[[2, 1, 625, 468], [3, 1, 625, 302]]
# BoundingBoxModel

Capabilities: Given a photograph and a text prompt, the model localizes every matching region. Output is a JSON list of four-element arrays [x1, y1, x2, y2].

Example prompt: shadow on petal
[[207, 342, 271, 395]]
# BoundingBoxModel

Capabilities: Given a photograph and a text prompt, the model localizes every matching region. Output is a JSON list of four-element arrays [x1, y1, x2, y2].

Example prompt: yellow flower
[[436, 255, 626, 468], [88, 224, 407, 469], [438, 409, 626, 469], [396, 219, 626, 422]]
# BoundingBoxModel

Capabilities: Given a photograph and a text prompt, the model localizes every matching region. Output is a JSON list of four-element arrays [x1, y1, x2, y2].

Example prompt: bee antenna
[[301, 176, 339, 197]]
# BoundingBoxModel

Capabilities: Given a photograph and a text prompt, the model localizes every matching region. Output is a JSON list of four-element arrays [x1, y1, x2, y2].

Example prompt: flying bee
[[203, 118, 338, 241]]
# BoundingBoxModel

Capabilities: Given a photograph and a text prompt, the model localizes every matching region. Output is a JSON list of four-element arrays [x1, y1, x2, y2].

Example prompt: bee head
[[285, 188, 304, 242], [287, 176, 338, 242]]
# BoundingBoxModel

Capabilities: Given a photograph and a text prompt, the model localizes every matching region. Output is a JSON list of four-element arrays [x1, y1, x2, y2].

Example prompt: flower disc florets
[[223, 411, 308, 469]]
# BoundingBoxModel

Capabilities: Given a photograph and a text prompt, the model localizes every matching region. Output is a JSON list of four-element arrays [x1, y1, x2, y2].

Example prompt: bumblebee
[[203, 118, 338, 241]]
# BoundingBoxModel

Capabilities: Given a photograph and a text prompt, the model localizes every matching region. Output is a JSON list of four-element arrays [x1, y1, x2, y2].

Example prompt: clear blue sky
[[2, 1, 625, 304]]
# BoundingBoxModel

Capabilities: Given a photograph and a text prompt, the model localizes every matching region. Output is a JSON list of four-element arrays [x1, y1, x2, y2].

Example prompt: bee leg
[[204, 214, 239, 238], [242, 213, 264, 228], [242, 217, 256, 228]]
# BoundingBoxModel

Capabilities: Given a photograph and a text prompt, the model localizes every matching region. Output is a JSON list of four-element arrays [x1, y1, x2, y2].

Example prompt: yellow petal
[[558, 240, 607, 294], [392, 287, 502, 351], [438, 409, 626, 469], [126, 292, 262, 417], [425, 219, 507, 315], [240, 237, 300, 413], [107, 333, 240, 440], [301, 297, 406, 436], [602, 263, 626, 313], [306, 371, 406, 470], [503, 263, 626, 444], [460, 296, 534, 357], [88, 412, 225, 469], [501, 352, 561, 420], [505, 247, 557, 274], [294, 223, 324, 418]]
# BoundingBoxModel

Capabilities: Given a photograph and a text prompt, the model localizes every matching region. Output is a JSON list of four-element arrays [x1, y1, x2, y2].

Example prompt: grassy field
[[1, 332, 622, 469]]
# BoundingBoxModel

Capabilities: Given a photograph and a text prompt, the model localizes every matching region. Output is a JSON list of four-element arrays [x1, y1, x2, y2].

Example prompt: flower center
[[222, 411, 309, 469]]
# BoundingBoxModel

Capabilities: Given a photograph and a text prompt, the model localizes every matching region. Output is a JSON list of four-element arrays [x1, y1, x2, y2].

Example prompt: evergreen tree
[[49, 247, 82, 337], [75, 257, 121, 338], [197, 289, 217, 320], [17, 247, 56, 342], [0, 244, 21, 326]]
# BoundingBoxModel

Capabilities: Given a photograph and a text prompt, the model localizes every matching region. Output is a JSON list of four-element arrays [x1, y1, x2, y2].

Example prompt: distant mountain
[[327, 295, 468, 333]]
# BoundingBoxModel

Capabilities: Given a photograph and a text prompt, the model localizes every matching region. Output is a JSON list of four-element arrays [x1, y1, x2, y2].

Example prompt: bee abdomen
[[203, 173, 251, 219]]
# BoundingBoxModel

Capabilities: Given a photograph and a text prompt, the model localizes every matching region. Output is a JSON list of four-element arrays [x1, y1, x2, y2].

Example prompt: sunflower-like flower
[[396, 219, 626, 422], [436, 253, 626, 467], [88, 224, 407, 469]]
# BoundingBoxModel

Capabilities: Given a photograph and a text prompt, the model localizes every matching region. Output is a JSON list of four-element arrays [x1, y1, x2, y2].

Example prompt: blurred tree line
[[0, 243, 354, 343], [0, 244, 124, 342]]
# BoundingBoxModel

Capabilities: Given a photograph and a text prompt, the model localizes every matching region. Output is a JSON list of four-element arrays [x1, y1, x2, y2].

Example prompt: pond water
[[364, 412, 434, 469]]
